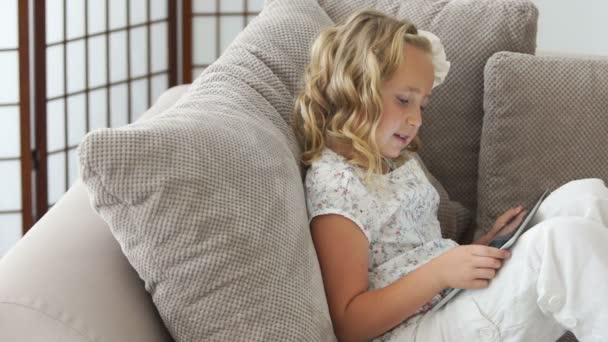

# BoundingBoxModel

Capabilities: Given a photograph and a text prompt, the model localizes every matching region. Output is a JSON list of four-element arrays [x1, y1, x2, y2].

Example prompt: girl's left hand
[[474, 206, 527, 245], [491, 206, 527, 239]]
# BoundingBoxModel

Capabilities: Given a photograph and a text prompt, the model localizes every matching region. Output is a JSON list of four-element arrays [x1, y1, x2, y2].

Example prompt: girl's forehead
[[387, 47, 434, 94], [396, 86, 432, 99]]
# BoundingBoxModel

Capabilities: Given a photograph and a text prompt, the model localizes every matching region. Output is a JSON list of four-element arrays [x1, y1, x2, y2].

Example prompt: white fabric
[[416, 30, 450, 88], [384, 178, 608, 342], [305, 148, 458, 316]]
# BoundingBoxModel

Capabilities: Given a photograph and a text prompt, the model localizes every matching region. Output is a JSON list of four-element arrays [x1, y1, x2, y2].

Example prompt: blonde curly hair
[[292, 9, 432, 186]]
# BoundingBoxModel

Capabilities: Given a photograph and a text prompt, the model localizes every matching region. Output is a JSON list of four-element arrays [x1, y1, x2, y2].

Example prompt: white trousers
[[389, 178, 608, 342]]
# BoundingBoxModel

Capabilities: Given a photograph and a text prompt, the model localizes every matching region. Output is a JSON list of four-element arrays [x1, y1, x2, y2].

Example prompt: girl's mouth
[[393, 133, 410, 144]]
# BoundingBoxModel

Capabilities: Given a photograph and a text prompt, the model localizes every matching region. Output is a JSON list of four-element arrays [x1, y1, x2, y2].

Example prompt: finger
[[500, 206, 524, 224], [473, 245, 511, 259], [473, 256, 502, 269], [509, 210, 527, 226], [471, 279, 490, 289], [502, 210, 528, 232], [475, 268, 497, 280], [495, 208, 520, 228]]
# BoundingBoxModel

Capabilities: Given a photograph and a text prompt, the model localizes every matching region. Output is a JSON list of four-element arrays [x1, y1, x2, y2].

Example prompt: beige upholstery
[[477, 52, 608, 235]]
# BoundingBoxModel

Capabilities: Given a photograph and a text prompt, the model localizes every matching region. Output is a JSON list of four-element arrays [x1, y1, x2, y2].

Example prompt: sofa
[[1, 0, 607, 341]]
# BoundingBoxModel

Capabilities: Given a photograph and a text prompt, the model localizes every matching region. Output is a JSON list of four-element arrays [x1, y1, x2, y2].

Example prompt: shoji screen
[[184, 0, 264, 83], [0, 0, 32, 256], [35, 0, 177, 216]]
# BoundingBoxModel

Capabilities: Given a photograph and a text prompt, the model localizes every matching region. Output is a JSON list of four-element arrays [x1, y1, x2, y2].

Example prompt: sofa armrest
[[0, 181, 173, 341]]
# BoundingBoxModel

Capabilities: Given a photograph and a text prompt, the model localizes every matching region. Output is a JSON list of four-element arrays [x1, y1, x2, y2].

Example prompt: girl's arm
[[311, 214, 445, 341], [312, 214, 510, 341]]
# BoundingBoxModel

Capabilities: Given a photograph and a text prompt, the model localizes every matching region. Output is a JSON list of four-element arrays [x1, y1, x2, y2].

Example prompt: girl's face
[[376, 44, 434, 159]]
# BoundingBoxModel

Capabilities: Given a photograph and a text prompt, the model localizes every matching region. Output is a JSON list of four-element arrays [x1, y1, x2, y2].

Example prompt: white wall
[[532, 0, 608, 56]]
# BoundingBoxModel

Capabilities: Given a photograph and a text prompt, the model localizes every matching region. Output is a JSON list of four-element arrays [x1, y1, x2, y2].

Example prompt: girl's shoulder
[[305, 148, 361, 191], [311, 148, 351, 170]]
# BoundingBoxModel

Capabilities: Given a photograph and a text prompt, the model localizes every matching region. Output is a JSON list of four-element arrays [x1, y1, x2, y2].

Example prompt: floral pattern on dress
[[305, 148, 459, 335]]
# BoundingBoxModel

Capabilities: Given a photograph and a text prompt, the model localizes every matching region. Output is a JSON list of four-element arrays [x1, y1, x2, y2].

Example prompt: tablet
[[430, 188, 550, 312]]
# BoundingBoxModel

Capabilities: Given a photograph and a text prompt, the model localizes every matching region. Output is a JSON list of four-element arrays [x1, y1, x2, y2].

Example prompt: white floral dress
[[305, 148, 459, 335]]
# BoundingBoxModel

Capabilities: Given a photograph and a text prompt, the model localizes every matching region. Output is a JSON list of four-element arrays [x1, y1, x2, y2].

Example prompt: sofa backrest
[[318, 0, 539, 217]]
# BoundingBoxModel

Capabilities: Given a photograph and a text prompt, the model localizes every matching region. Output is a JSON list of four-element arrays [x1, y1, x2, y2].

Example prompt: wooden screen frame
[[0, 0, 33, 235], [182, 0, 261, 83], [32, 0, 179, 221]]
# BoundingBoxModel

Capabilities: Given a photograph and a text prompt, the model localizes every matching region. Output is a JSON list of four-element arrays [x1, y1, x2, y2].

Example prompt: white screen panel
[[0, 52, 19, 103], [88, 35, 107, 88], [68, 148, 79, 186], [109, 0, 127, 30], [0, 0, 18, 49], [0, 106, 20, 157], [46, 0, 65, 44], [89, 89, 108, 131], [0, 0, 21, 258], [47, 152, 66, 205], [130, 78, 148, 119], [129, 26, 148, 78], [110, 83, 128, 127], [192, 67, 205, 81], [193, 0, 216, 13], [67, 94, 86, 146], [47, 99, 66, 152], [46, 45, 65, 99], [150, 73, 168, 106], [109, 30, 127, 82], [150, 22, 168, 73], [66, 0, 85, 40], [66, 39, 86, 93], [220, 0, 243, 12], [193, 17, 216, 65], [88, 0, 107, 34], [0, 160, 21, 211], [0, 213, 22, 258], [130, 0, 147, 26], [248, 0, 265, 12], [150, 0, 167, 21], [220, 16, 242, 54]]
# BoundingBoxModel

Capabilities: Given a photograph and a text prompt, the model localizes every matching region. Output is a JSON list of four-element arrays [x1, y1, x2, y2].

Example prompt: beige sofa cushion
[[318, 0, 539, 216], [412, 153, 471, 242], [78, 0, 337, 341], [477, 51, 608, 235]]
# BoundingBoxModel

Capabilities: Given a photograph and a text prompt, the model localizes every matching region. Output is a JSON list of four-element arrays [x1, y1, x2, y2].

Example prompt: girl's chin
[[381, 148, 402, 159]]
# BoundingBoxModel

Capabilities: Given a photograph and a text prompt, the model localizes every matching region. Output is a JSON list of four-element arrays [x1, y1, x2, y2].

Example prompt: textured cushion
[[78, 0, 336, 341], [412, 153, 471, 242], [477, 51, 608, 235], [318, 0, 538, 214]]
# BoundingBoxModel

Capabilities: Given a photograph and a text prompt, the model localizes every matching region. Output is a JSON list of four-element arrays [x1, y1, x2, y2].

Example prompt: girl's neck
[[326, 137, 392, 174], [326, 136, 354, 159]]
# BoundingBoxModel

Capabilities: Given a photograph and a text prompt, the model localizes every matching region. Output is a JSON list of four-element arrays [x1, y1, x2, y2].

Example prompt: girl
[[293, 9, 608, 342]]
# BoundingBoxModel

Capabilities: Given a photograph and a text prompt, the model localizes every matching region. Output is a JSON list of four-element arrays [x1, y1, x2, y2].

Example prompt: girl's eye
[[397, 97, 409, 105]]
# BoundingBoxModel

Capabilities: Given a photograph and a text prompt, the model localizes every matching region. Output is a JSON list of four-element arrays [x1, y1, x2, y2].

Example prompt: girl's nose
[[406, 109, 422, 128]]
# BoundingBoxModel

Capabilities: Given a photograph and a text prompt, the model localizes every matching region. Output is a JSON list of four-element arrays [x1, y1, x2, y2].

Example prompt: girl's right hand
[[431, 245, 511, 289]]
